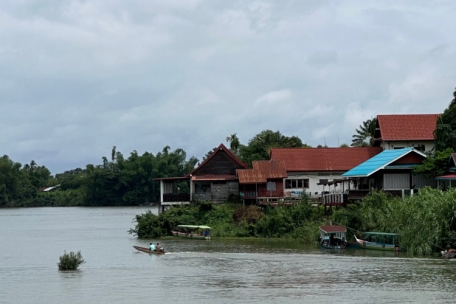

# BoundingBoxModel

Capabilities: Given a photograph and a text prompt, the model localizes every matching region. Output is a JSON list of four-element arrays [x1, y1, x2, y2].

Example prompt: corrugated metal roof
[[270, 147, 382, 172], [320, 225, 346, 233], [191, 174, 237, 181], [342, 148, 426, 177], [377, 114, 439, 141], [237, 160, 287, 184]]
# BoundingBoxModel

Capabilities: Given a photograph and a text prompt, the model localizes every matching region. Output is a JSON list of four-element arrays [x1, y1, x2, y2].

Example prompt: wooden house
[[435, 153, 456, 189], [155, 144, 247, 212], [342, 147, 435, 200], [374, 114, 439, 153], [237, 160, 288, 204]]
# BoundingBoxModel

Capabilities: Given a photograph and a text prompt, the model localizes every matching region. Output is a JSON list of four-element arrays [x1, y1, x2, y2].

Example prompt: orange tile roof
[[237, 160, 287, 184], [377, 114, 439, 141], [270, 147, 382, 172]]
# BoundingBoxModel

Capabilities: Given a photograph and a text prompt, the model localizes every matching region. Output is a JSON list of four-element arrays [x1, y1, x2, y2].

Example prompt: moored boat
[[171, 225, 212, 240], [319, 225, 348, 249], [441, 249, 456, 259], [133, 246, 165, 255], [355, 232, 400, 251]]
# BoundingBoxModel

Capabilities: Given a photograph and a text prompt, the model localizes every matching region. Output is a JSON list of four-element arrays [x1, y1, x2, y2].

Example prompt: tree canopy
[[351, 118, 377, 147], [434, 88, 456, 152], [239, 130, 305, 166]]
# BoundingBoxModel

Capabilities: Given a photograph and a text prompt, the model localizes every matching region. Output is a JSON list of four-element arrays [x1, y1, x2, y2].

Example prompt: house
[[374, 114, 440, 153], [269, 147, 383, 199], [434, 153, 456, 189], [342, 147, 435, 200], [155, 144, 247, 212], [237, 160, 288, 204]]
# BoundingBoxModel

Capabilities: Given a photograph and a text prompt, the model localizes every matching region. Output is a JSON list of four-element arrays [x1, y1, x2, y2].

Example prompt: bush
[[58, 251, 85, 271]]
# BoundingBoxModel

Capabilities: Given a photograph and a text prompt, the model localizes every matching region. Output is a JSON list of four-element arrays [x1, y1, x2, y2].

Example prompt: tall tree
[[239, 130, 304, 165], [434, 88, 456, 152], [226, 133, 241, 155], [351, 118, 377, 147]]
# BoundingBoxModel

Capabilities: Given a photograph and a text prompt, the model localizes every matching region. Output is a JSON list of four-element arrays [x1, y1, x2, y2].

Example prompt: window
[[285, 179, 309, 189]]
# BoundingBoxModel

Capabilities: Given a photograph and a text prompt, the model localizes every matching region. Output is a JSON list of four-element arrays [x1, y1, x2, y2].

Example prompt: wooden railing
[[323, 193, 346, 206]]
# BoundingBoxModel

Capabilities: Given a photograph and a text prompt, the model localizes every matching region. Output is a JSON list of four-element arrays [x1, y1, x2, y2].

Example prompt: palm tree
[[226, 133, 240, 154], [351, 118, 377, 147]]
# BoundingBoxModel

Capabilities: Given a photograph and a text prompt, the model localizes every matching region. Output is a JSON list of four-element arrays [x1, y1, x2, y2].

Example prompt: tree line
[[3, 85, 456, 208], [0, 130, 308, 207]]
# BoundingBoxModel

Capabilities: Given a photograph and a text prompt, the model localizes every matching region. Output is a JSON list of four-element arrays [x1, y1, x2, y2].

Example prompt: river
[[1, 207, 455, 304]]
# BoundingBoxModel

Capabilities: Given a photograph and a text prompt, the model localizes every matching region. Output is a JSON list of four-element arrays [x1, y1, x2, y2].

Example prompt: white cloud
[[255, 89, 292, 106], [1, 0, 456, 173]]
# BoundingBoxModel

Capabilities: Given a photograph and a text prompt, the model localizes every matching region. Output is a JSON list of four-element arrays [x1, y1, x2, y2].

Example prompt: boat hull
[[354, 236, 399, 251], [133, 246, 165, 255], [171, 231, 211, 240]]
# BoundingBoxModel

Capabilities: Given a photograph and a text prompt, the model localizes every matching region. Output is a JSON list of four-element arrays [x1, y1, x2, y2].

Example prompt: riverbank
[[130, 188, 456, 255]]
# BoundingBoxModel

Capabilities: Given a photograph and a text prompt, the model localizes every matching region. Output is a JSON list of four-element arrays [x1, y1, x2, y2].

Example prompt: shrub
[[58, 251, 85, 271]]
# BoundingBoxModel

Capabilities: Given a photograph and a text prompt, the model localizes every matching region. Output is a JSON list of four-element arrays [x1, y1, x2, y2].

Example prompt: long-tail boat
[[355, 232, 400, 251]]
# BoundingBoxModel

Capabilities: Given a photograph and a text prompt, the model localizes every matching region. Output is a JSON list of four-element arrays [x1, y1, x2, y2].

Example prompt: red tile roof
[[320, 225, 346, 233], [237, 160, 287, 184], [377, 114, 439, 141], [270, 147, 382, 172]]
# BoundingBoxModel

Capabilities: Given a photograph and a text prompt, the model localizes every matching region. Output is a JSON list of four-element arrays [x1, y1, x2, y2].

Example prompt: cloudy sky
[[1, 0, 456, 174]]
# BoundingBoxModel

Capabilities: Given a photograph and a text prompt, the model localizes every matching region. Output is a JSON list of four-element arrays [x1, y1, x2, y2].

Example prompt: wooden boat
[[355, 232, 400, 251], [319, 225, 348, 249], [133, 246, 165, 255], [441, 249, 456, 259], [171, 225, 212, 240]]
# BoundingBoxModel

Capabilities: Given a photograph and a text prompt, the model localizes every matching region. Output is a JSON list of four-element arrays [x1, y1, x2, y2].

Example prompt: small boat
[[133, 246, 165, 255], [355, 232, 400, 251], [172, 225, 212, 240], [319, 225, 348, 249], [441, 249, 456, 259]]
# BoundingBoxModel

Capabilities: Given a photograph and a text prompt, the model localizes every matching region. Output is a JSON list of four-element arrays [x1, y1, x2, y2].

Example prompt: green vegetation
[[351, 117, 377, 147], [434, 87, 456, 152], [1, 130, 308, 208], [129, 197, 325, 241], [131, 188, 456, 256], [58, 251, 85, 271], [332, 188, 456, 255]]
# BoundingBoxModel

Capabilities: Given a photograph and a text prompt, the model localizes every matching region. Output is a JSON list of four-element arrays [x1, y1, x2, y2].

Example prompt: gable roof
[[377, 114, 439, 141], [342, 148, 426, 178], [189, 143, 247, 176], [270, 147, 382, 172], [237, 160, 287, 184]]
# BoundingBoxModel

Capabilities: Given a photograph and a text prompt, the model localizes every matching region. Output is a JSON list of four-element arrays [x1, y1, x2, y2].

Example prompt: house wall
[[193, 181, 239, 203], [380, 140, 434, 152], [195, 151, 241, 175], [285, 172, 346, 197]]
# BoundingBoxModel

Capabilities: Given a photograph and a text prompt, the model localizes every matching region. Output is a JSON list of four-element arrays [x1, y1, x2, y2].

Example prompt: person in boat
[[156, 243, 163, 252], [149, 243, 156, 251]]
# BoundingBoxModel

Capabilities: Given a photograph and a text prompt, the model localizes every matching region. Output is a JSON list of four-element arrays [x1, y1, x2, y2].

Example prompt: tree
[[413, 148, 453, 178], [434, 88, 456, 152], [239, 130, 304, 166], [226, 133, 241, 155], [351, 118, 377, 147]]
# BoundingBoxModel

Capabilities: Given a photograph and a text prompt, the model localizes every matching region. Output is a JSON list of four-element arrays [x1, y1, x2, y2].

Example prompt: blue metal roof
[[342, 148, 424, 177]]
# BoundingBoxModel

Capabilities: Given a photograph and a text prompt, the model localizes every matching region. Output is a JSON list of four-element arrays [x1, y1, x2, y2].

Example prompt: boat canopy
[[177, 225, 212, 230], [320, 225, 346, 234], [364, 232, 400, 236]]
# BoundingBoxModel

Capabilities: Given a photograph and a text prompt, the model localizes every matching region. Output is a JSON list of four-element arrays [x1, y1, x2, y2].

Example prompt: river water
[[1, 207, 456, 304]]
